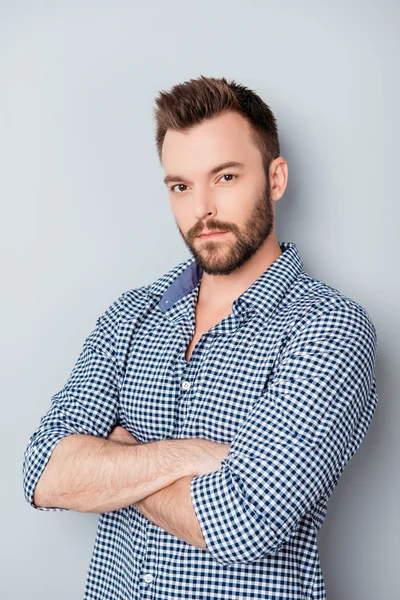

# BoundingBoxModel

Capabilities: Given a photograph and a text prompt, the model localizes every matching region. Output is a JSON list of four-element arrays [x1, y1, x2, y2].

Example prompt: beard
[[175, 178, 274, 276]]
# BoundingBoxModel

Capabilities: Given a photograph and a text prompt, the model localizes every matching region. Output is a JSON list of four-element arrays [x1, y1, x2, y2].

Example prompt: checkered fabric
[[22, 241, 378, 599]]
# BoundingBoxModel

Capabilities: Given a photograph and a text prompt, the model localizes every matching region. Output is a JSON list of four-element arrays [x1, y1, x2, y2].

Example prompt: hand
[[190, 439, 231, 476], [107, 425, 139, 445]]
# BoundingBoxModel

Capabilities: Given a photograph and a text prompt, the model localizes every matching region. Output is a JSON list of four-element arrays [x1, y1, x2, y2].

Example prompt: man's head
[[153, 75, 287, 275]]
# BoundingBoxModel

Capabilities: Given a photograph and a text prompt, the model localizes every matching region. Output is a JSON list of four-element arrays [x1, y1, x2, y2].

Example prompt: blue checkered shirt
[[22, 241, 378, 599]]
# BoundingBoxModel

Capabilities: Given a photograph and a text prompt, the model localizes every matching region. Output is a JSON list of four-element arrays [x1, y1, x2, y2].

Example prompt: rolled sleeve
[[22, 292, 128, 511], [190, 304, 378, 565]]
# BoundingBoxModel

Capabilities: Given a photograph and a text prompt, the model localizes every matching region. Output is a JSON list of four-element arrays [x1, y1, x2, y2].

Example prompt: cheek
[[171, 200, 192, 230], [218, 188, 255, 220]]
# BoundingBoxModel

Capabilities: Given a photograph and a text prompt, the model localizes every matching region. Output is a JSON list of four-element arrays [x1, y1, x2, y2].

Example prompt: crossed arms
[[23, 298, 377, 564], [32, 426, 230, 549]]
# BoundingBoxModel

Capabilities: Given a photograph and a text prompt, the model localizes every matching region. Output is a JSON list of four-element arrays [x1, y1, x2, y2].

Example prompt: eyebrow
[[163, 161, 245, 186]]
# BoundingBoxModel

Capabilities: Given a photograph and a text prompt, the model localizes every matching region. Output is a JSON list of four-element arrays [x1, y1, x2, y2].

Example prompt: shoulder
[[282, 270, 377, 351], [98, 285, 149, 327], [96, 256, 193, 337], [90, 286, 148, 350]]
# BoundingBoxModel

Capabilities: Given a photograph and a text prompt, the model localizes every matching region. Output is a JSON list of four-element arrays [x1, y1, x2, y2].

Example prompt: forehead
[[161, 111, 262, 173]]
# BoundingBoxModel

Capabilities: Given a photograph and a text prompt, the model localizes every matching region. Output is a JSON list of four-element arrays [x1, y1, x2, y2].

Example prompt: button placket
[[140, 523, 159, 599], [174, 335, 206, 434]]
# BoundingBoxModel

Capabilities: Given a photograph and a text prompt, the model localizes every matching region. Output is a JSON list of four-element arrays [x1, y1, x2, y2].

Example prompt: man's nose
[[192, 186, 217, 220]]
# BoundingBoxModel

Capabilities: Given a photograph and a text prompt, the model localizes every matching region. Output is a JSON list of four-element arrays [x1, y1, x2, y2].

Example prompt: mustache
[[189, 222, 235, 240]]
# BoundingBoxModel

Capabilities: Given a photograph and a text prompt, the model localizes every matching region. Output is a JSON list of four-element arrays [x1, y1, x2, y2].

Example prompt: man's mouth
[[198, 231, 228, 239]]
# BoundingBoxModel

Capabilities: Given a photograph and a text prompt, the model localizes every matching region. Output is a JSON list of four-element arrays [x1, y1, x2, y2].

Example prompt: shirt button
[[144, 573, 154, 583], [182, 381, 191, 390]]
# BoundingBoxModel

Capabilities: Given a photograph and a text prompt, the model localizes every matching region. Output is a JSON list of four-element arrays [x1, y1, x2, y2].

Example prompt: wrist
[[155, 438, 200, 478]]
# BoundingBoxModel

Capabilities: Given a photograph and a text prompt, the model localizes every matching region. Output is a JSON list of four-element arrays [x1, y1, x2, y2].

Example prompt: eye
[[170, 183, 188, 193], [169, 174, 237, 194], [219, 173, 237, 183]]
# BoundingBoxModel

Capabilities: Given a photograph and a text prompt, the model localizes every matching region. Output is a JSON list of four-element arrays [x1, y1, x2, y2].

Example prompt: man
[[23, 75, 378, 599]]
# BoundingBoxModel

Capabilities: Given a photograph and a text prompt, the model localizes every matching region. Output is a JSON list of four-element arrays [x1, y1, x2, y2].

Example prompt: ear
[[269, 157, 288, 202]]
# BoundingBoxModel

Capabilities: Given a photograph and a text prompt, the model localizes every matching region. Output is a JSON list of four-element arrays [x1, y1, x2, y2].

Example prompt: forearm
[[135, 476, 206, 549], [33, 434, 198, 513]]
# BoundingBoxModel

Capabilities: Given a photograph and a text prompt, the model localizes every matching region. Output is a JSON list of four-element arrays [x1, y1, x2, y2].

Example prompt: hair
[[153, 75, 280, 176]]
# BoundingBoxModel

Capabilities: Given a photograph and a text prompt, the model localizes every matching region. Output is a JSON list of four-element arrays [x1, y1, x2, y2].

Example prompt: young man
[[23, 75, 378, 599]]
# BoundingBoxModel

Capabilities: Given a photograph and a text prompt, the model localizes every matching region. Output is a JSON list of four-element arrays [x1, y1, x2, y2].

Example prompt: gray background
[[1, 1, 398, 598]]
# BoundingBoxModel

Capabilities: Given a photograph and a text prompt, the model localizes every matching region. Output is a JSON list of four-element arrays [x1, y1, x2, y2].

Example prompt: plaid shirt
[[22, 241, 378, 599]]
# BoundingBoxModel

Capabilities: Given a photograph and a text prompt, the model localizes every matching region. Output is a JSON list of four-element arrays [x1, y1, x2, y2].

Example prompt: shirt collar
[[147, 241, 304, 317]]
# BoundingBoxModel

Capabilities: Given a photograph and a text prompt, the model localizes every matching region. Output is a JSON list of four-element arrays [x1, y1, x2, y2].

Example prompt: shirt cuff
[[189, 458, 275, 565], [23, 432, 72, 512]]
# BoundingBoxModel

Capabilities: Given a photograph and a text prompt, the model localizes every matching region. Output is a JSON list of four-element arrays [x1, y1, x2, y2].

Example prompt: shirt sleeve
[[22, 291, 128, 511], [190, 303, 378, 565]]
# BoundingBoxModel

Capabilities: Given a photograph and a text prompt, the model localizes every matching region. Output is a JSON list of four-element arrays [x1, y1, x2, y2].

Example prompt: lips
[[198, 231, 227, 238]]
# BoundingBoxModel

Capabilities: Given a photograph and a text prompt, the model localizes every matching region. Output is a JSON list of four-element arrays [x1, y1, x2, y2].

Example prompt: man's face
[[161, 110, 275, 276]]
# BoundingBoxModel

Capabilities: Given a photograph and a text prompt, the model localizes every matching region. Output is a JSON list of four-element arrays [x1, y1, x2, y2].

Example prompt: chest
[[117, 303, 282, 445], [184, 304, 232, 362]]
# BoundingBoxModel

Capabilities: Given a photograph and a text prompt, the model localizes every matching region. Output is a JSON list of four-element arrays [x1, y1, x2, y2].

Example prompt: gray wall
[[1, 1, 398, 598]]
